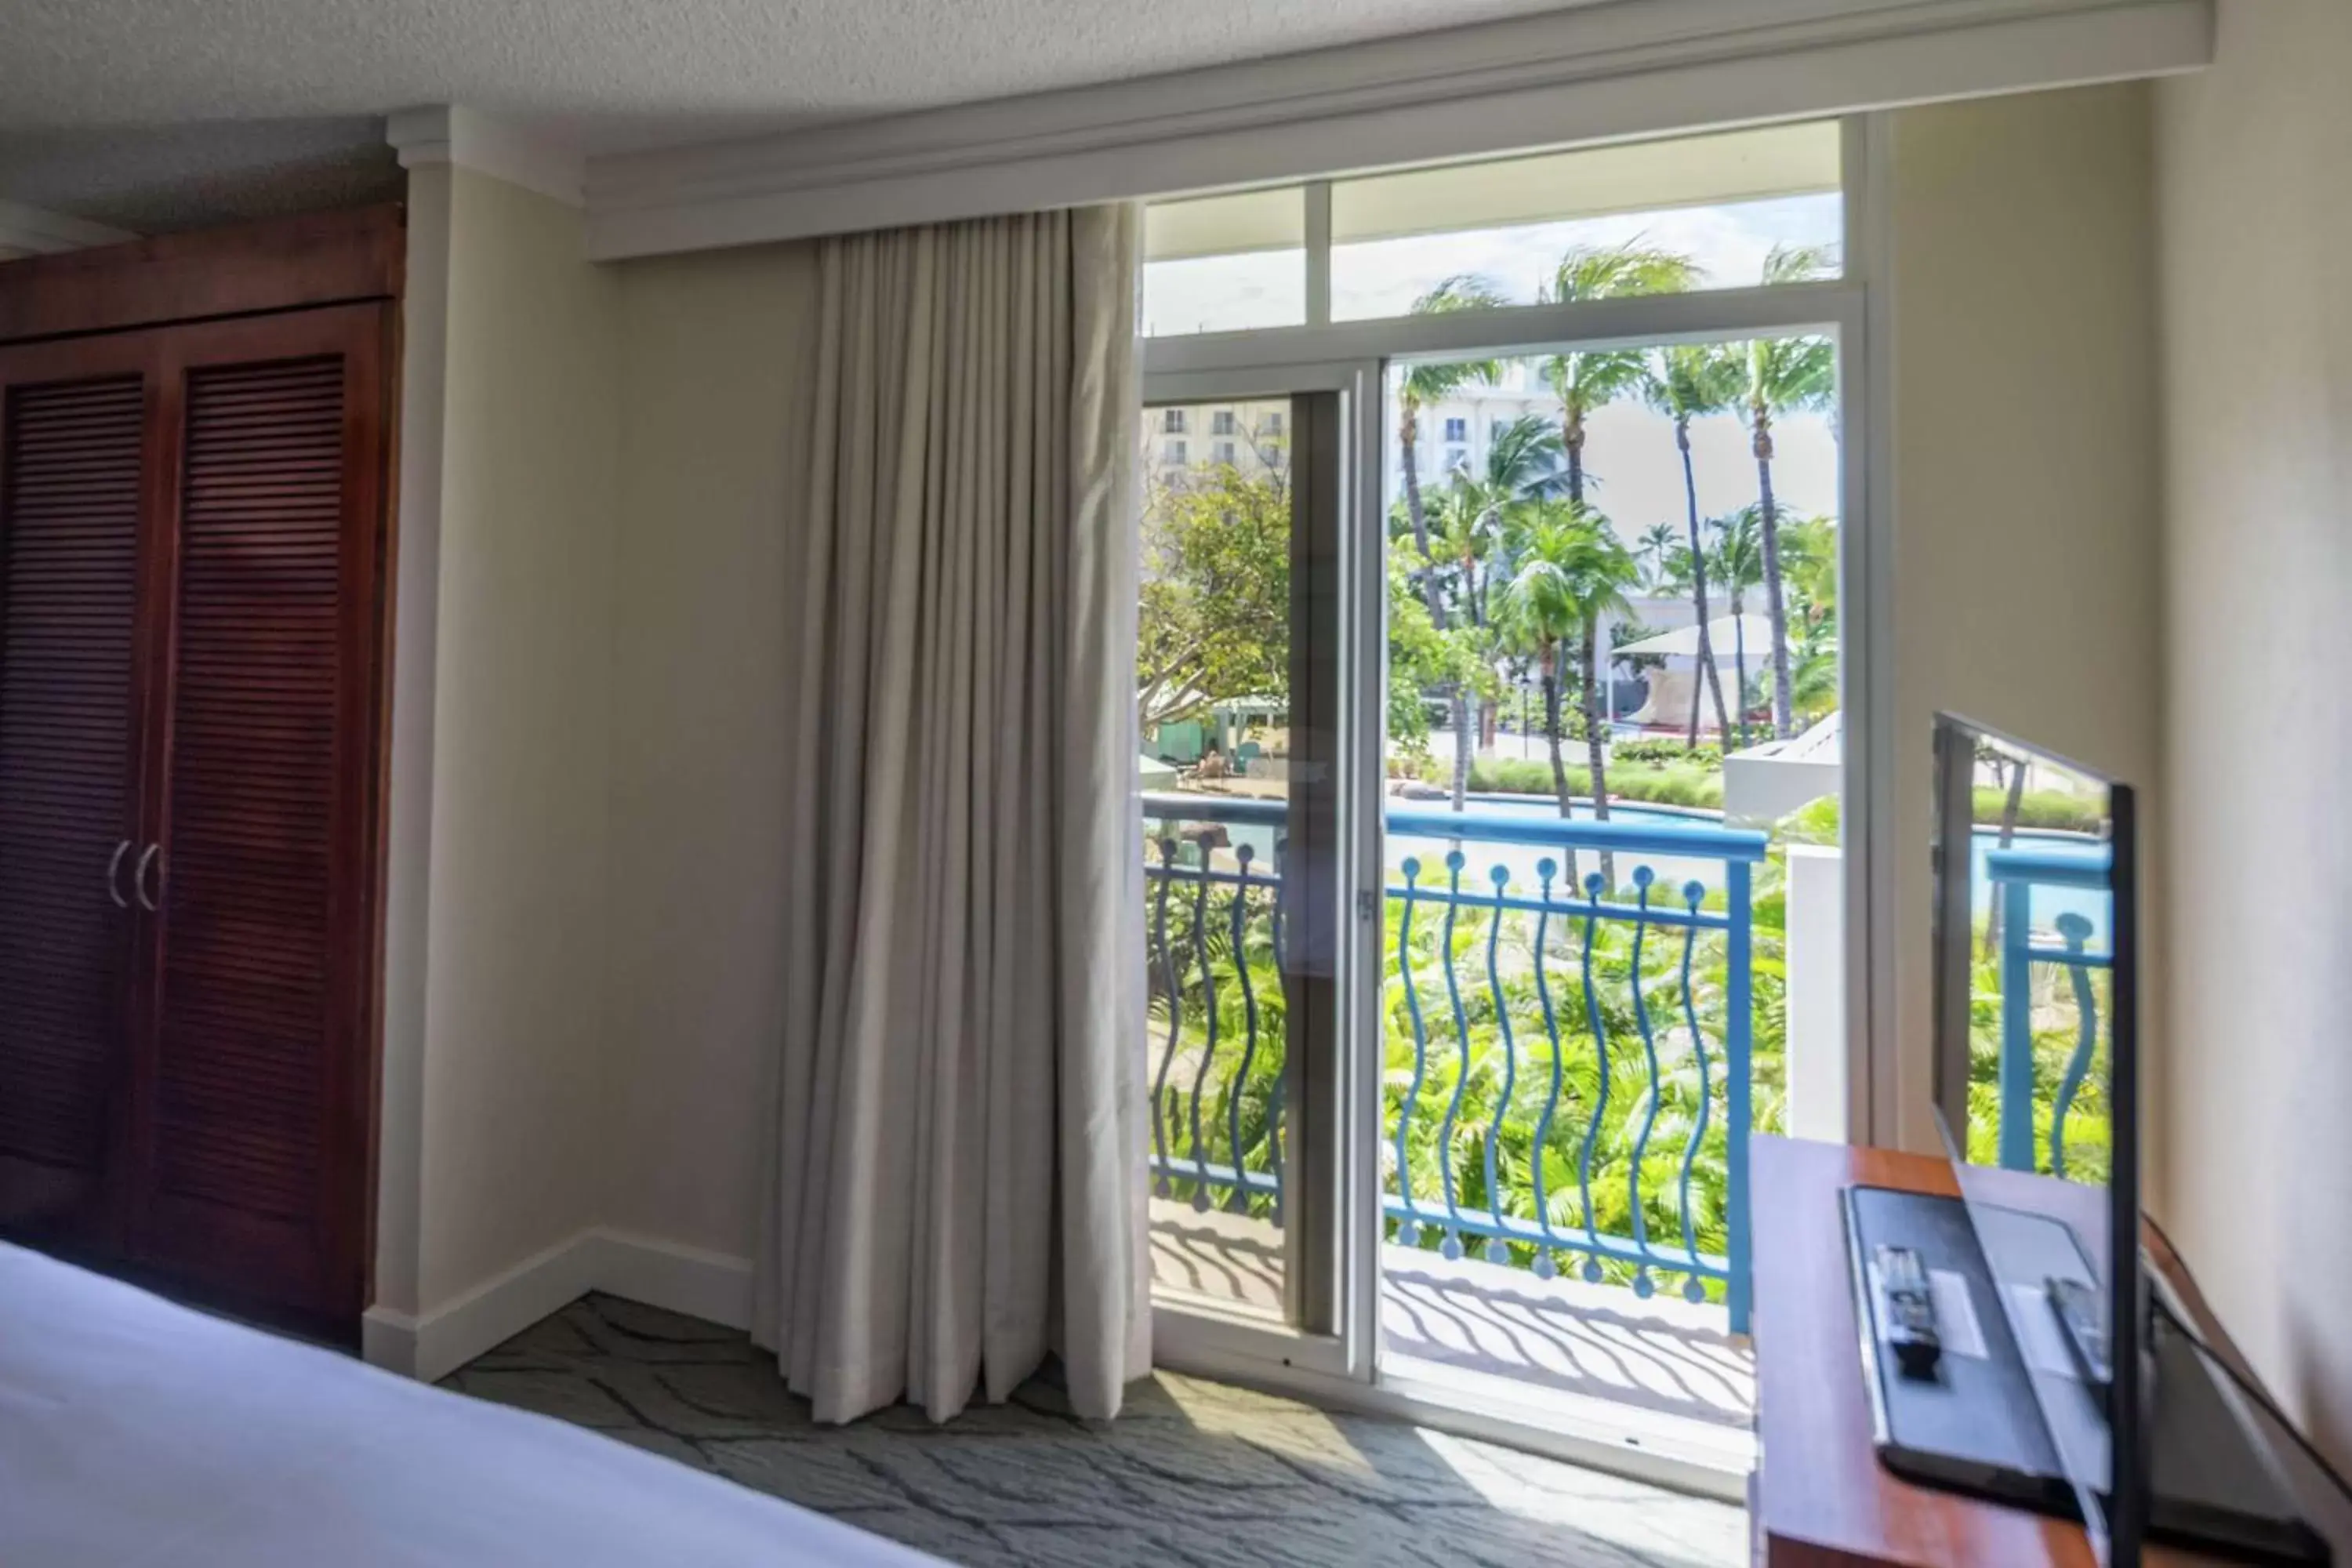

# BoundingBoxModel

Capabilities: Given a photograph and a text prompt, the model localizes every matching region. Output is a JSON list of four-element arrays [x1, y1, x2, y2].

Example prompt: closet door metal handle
[[135, 844, 162, 913], [107, 840, 132, 909]]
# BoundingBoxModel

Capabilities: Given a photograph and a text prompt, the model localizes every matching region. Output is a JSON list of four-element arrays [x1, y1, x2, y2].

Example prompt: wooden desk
[[1749, 1135, 2256, 1567]]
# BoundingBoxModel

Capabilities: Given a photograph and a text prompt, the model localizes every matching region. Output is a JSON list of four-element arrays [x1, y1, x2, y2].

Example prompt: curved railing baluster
[[1624, 869, 1659, 1294], [1436, 851, 1473, 1261], [1985, 847, 2113, 1184], [1675, 887, 1716, 1301], [2047, 912, 2100, 1180], [1225, 845, 1261, 1214], [1150, 833, 1181, 1198], [1646, 884, 1703, 1298], [1573, 872, 1610, 1283], [1528, 858, 1565, 1280], [1480, 863, 1517, 1264], [1266, 835, 1289, 1228], [1185, 833, 1218, 1210], [1392, 858, 1428, 1246], [1139, 791, 1771, 1333]]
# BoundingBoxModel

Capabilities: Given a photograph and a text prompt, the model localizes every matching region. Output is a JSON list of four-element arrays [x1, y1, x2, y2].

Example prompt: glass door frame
[[1142, 123, 1887, 1461], [1142, 363, 1380, 1383]]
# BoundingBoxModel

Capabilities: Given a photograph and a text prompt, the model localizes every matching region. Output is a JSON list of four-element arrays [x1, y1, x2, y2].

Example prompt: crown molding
[[387, 105, 586, 207], [0, 198, 137, 256], [583, 0, 2209, 260]]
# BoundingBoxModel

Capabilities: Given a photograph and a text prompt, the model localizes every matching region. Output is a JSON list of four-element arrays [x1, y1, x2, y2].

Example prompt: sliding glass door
[[1138, 382, 1352, 1367]]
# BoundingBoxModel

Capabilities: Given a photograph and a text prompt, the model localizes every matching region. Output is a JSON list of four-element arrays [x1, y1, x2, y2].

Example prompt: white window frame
[[1139, 114, 1892, 1493]]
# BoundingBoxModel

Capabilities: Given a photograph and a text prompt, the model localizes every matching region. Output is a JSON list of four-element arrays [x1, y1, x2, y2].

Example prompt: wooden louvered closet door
[[123, 305, 387, 1328], [0, 338, 156, 1251]]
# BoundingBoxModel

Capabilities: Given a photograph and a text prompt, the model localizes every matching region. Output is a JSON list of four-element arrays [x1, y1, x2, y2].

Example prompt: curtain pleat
[[753, 205, 1148, 1425]]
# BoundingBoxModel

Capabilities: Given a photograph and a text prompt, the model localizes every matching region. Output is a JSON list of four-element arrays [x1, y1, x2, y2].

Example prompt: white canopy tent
[[1612, 613, 1777, 665], [1613, 613, 1777, 735]]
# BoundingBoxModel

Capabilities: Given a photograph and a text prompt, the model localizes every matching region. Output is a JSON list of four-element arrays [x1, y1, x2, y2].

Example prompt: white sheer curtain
[[753, 205, 1150, 1425]]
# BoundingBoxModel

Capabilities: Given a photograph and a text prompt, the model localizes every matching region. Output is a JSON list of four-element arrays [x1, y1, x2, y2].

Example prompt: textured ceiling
[[0, 0, 1592, 231]]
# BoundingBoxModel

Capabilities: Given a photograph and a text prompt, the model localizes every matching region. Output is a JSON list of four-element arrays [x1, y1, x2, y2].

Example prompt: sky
[[1141, 194, 1842, 334], [1143, 194, 1846, 542]]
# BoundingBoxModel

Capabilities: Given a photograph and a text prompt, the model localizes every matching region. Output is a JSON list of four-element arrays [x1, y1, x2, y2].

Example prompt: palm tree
[[1396, 278, 1506, 623], [1499, 500, 1640, 888], [1744, 245, 1836, 737], [1461, 415, 1564, 758], [1396, 277, 1504, 811], [1644, 343, 1743, 746], [1635, 522, 1680, 593], [1760, 631, 1838, 728], [1541, 244, 1700, 504], [1777, 514, 1838, 631], [1756, 513, 1838, 733], [1425, 481, 1492, 811], [1479, 412, 1566, 505], [1710, 507, 1766, 747]]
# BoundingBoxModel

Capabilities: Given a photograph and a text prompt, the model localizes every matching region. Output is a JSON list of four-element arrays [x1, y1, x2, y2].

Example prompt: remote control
[[2045, 1276, 2113, 1395], [1875, 1245, 1942, 1378]]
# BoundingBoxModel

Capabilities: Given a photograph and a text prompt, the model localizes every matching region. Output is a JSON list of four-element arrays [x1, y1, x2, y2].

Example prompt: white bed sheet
[[0, 1242, 942, 1566]]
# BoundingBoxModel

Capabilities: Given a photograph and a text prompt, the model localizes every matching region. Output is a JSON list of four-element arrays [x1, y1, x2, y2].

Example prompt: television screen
[[1929, 713, 2140, 1563]]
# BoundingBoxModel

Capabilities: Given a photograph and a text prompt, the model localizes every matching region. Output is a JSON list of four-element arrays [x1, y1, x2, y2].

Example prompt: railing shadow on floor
[[1145, 1202, 1755, 1432]]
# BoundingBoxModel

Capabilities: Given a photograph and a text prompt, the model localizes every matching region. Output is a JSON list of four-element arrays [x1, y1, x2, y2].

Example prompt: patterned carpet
[[443, 1294, 1745, 1568]]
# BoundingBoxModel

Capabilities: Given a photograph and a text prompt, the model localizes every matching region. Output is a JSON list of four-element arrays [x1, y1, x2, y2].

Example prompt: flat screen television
[[1907, 713, 2331, 1564]]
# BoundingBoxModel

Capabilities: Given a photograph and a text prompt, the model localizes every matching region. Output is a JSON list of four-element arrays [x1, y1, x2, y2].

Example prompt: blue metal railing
[[1984, 845, 2112, 1178], [1142, 789, 1766, 1332]]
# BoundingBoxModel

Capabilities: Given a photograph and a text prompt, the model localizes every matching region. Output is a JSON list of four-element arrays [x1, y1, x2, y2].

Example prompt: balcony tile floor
[[1151, 1200, 1755, 1450]]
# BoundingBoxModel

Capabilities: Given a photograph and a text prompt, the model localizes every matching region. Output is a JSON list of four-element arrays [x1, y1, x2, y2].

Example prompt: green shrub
[[1779, 794, 1840, 846], [1973, 786, 2103, 835], [1417, 755, 1728, 811], [1613, 739, 1722, 768], [1780, 788, 2101, 845]]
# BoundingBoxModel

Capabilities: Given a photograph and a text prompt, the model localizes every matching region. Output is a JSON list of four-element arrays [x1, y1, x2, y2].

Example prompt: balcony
[[1143, 790, 2111, 1443]]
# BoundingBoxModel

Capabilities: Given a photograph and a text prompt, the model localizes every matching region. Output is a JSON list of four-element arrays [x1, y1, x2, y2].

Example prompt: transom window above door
[[1142, 120, 1844, 338]]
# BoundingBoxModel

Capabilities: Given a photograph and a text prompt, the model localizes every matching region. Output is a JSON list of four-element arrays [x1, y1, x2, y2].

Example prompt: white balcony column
[[1783, 842, 1848, 1141]]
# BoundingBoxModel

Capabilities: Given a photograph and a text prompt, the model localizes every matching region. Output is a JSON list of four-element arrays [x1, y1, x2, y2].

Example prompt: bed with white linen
[[0, 1241, 941, 1566]]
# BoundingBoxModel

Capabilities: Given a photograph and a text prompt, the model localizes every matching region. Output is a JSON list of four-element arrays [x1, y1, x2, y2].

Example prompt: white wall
[[379, 166, 626, 1324], [1881, 84, 2165, 1152], [576, 90, 2176, 1274], [2155, 0, 2352, 1465], [601, 243, 817, 1263], [367, 85, 2189, 1379]]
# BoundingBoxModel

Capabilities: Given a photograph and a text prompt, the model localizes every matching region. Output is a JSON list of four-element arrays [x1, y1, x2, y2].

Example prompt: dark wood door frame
[[0, 208, 405, 347]]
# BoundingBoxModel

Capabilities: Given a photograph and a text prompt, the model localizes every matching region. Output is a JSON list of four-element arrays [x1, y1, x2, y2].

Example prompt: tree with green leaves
[[1476, 412, 1566, 509], [1396, 278, 1506, 619], [1395, 278, 1506, 808], [1425, 480, 1497, 809], [1385, 554, 1468, 760], [1457, 415, 1566, 761], [1744, 245, 1837, 736], [1499, 499, 1642, 888], [1710, 507, 1766, 748], [1635, 521, 1681, 593], [1778, 514, 1838, 631], [1759, 513, 1838, 731], [1645, 343, 1743, 746], [1541, 244, 1700, 504], [1136, 465, 1289, 731]]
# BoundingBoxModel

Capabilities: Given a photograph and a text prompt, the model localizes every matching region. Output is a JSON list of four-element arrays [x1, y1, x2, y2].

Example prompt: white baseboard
[[588, 1230, 753, 1330], [361, 1304, 421, 1377], [363, 1229, 753, 1383]]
